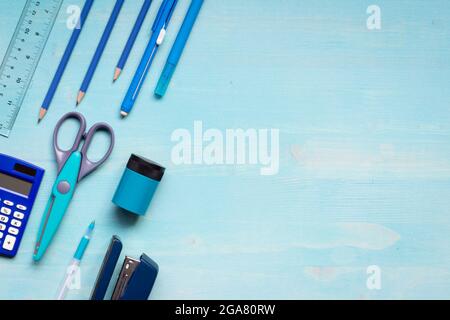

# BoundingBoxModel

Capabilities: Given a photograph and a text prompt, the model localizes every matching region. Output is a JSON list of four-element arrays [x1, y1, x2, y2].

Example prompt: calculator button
[[0, 232, 3, 239], [13, 212, 25, 220], [0, 215, 9, 223], [11, 219, 22, 228], [3, 200, 14, 206], [0, 224, 5, 231], [8, 227, 19, 236], [2, 235, 16, 251], [1, 207, 11, 215], [16, 204, 27, 211]]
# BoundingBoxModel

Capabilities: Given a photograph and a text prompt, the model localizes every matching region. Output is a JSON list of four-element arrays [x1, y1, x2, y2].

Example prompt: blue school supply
[[117, 254, 158, 300], [155, 0, 204, 97], [91, 235, 123, 300], [91, 235, 159, 300], [0, 154, 44, 258], [114, 0, 153, 82], [57, 221, 95, 300], [0, 0, 63, 137], [120, 0, 179, 117], [77, 0, 124, 105], [38, 0, 94, 122], [33, 112, 115, 262], [112, 154, 165, 216]]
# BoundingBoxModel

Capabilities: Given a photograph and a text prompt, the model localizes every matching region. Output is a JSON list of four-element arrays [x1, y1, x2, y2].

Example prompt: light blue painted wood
[[0, 0, 450, 299]]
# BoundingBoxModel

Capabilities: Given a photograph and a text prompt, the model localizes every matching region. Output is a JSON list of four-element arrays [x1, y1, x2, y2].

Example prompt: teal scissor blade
[[34, 152, 82, 261]]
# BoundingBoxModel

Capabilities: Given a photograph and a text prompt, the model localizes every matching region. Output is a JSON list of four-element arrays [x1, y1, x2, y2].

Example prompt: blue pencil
[[113, 0, 152, 82], [77, 0, 124, 105], [38, 0, 94, 122]]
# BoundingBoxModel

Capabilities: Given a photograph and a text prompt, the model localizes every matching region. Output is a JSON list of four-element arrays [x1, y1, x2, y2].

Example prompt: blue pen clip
[[165, 0, 178, 25], [153, 0, 178, 46], [152, 0, 168, 31], [152, 0, 178, 31]]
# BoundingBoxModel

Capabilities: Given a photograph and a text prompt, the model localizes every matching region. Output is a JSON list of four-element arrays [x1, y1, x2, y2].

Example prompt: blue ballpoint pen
[[38, 0, 94, 122], [155, 0, 204, 98], [114, 0, 153, 82], [120, 0, 179, 117], [56, 221, 95, 300], [77, 0, 124, 105]]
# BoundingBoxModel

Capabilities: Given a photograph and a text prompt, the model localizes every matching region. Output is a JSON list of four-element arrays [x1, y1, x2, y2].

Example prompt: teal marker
[[155, 0, 204, 97], [56, 221, 95, 300]]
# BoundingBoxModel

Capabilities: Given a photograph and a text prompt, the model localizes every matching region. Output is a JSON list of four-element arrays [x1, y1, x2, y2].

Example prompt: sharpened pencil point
[[76, 91, 85, 106], [38, 108, 47, 123], [113, 68, 122, 82]]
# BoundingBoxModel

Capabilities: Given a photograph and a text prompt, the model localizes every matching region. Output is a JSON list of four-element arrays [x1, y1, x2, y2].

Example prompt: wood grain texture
[[0, 0, 449, 299]]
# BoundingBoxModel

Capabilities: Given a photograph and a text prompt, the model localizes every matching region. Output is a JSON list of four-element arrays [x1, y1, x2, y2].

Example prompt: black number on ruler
[[1, 0, 63, 136]]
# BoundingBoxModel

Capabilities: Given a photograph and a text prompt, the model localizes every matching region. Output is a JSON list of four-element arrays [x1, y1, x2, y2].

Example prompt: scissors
[[34, 112, 115, 262]]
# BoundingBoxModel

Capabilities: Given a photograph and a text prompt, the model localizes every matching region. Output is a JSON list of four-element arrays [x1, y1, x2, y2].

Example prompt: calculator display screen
[[0, 172, 32, 197]]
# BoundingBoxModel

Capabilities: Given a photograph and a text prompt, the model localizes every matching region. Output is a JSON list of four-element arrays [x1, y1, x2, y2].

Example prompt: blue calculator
[[0, 154, 44, 258]]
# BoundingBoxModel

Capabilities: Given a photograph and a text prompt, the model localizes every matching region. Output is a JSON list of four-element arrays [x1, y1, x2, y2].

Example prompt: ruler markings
[[0, 0, 63, 136]]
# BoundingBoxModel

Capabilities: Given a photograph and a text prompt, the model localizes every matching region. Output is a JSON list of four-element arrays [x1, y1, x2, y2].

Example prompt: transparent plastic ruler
[[0, 0, 63, 137]]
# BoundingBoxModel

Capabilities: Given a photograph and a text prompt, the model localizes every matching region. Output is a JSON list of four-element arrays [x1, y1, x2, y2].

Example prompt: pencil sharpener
[[112, 154, 165, 216]]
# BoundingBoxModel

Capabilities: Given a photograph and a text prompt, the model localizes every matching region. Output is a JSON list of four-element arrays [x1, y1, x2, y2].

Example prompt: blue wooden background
[[0, 0, 450, 299]]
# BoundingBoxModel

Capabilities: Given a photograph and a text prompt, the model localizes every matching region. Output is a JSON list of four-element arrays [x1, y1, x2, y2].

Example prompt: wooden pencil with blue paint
[[113, 0, 153, 82], [77, 0, 124, 105], [38, 0, 94, 122]]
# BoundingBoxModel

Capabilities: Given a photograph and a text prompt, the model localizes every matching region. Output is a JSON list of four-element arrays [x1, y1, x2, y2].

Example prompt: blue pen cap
[[155, 62, 176, 97], [112, 154, 165, 216]]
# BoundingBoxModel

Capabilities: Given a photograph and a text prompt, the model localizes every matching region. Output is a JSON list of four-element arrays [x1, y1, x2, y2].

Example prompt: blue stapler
[[90, 235, 159, 300]]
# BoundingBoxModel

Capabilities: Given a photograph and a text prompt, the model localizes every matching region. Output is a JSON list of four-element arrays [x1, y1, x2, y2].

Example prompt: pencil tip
[[113, 68, 122, 82], [38, 108, 46, 123], [76, 91, 85, 106], [120, 111, 128, 118]]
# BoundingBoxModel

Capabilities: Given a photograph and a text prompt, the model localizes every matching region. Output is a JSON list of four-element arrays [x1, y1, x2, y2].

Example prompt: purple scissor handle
[[53, 112, 115, 182]]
